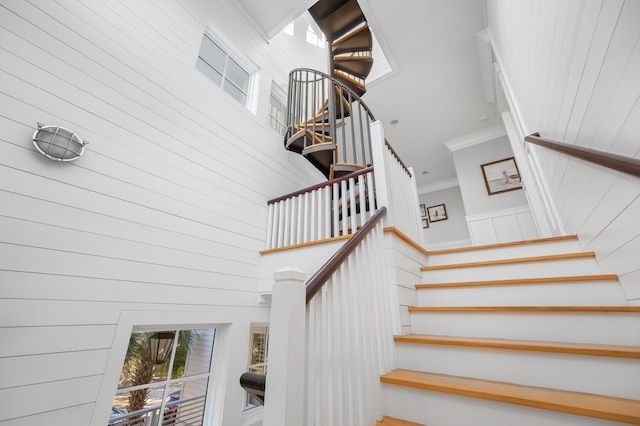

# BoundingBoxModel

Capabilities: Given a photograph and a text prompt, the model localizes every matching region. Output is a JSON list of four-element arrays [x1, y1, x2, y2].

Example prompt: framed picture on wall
[[420, 204, 426, 217], [422, 218, 429, 228], [427, 204, 447, 222], [480, 157, 523, 195]]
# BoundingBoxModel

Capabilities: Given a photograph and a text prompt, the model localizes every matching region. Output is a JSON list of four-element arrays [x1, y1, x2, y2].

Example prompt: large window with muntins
[[197, 34, 252, 106], [109, 328, 215, 426]]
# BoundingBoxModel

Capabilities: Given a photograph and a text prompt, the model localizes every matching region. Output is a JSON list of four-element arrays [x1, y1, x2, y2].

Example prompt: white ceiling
[[360, 0, 501, 189], [237, 0, 501, 189]]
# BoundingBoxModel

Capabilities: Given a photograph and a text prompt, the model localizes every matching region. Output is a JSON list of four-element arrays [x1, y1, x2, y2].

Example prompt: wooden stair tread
[[408, 305, 640, 312], [394, 334, 640, 358], [335, 69, 366, 88], [421, 252, 595, 271], [376, 415, 425, 426], [334, 55, 373, 61], [309, 0, 364, 41], [425, 235, 579, 255], [381, 369, 640, 424], [332, 22, 370, 49], [415, 274, 619, 289]]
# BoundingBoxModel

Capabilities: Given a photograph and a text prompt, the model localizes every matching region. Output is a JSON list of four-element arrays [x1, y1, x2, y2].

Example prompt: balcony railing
[[108, 394, 205, 426], [285, 68, 376, 180], [264, 167, 377, 251]]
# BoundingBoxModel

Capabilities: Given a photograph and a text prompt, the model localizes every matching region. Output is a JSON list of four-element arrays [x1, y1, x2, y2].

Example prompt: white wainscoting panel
[[467, 206, 540, 246]]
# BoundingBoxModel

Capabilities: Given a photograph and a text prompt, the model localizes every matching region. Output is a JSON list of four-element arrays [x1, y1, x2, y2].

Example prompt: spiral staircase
[[284, 0, 375, 180]]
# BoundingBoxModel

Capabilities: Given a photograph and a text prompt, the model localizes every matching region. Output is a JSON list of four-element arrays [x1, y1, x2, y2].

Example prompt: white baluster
[[348, 177, 357, 235], [340, 179, 348, 236], [332, 182, 339, 237], [358, 174, 367, 226], [266, 203, 274, 249], [310, 189, 317, 242], [323, 186, 331, 239], [283, 198, 291, 247], [276, 201, 285, 248], [288, 196, 297, 246], [303, 192, 310, 243], [296, 195, 303, 245]]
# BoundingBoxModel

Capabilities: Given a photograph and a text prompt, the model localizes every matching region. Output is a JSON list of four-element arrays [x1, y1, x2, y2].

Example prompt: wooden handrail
[[384, 139, 411, 177], [267, 166, 374, 205], [305, 207, 386, 303], [525, 133, 640, 179]]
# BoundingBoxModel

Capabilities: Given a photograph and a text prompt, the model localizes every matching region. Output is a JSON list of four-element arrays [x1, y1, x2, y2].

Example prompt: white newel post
[[263, 267, 306, 426], [370, 120, 391, 224]]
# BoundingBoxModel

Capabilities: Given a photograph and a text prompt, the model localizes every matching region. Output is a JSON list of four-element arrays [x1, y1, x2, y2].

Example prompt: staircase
[[380, 235, 640, 425], [284, 0, 374, 180], [308, 0, 372, 96]]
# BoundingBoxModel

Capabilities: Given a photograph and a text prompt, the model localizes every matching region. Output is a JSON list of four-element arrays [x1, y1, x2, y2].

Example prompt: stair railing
[[260, 207, 396, 425], [370, 121, 424, 245], [525, 133, 640, 179], [285, 68, 375, 179], [304, 207, 394, 425], [264, 167, 377, 250]]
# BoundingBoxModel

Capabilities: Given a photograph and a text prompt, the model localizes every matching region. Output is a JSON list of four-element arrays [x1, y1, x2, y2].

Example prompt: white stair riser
[[395, 343, 640, 399], [409, 312, 640, 345], [425, 239, 583, 266], [416, 281, 627, 307], [381, 384, 631, 426], [422, 258, 601, 283]]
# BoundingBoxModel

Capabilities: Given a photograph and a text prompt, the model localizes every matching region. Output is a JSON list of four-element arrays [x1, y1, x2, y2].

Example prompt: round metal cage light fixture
[[32, 123, 88, 161], [146, 332, 176, 365]]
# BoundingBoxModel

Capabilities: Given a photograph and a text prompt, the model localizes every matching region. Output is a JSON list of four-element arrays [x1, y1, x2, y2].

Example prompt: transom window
[[109, 328, 215, 426], [197, 34, 252, 106]]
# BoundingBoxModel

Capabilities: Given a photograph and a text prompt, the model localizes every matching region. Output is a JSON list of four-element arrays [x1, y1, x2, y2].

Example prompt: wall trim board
[[466, 205, 539, 246], [486, 25, 559, 238]]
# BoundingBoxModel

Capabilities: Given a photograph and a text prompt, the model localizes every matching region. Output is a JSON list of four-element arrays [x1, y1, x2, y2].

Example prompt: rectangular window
[[269, 83, 287, 136], [269, 95, 287, 136], [243, 326, 269, 411], [197, 34, 251, 107], [109, 328, 215, 426]]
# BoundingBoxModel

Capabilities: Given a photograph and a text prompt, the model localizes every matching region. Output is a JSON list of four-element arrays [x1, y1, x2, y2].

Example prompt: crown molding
[[417, 177, 459, 195], [443, 125, 506, 153]]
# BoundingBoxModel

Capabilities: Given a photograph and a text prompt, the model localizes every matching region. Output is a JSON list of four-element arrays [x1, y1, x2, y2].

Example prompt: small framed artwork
[[480, 157, 523, 195], [422, 218, 429, 228], [420, 204, 426, 217], [427, 204, 447, 222]]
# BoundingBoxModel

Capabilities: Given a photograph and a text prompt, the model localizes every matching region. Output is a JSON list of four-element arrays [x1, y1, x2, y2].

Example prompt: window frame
[[198, 27, 260, 113], [268, 83, 288, 136], [109, 327, 216, 426], [92, 310, 229, 426], [242, 325, 269, 412]]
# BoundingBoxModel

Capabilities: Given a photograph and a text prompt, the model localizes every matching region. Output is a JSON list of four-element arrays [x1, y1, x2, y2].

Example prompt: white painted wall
[[452, 136, 529, 216], [486, 0, 640, 304], [0, 0, 326, 424], [446, 135, 537, 244], [418, 186, 471, 249]]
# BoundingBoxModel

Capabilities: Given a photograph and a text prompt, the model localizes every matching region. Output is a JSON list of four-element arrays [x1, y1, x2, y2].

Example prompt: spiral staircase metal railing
[[284, 0, 375, 180]]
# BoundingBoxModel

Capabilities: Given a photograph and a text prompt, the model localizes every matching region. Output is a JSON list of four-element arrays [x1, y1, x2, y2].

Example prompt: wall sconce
[[32, 123, 88, 161], [146, 332, 176, 365]]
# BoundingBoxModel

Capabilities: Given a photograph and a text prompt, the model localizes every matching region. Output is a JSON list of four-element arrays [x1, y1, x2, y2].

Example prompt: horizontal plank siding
[[0, 349, 110, 389], [0, 0, 328, 423]]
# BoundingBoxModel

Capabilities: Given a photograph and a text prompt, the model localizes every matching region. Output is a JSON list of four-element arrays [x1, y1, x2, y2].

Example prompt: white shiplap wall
[[0, 0, 325, 424], [486, 0, 640, 304]]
